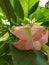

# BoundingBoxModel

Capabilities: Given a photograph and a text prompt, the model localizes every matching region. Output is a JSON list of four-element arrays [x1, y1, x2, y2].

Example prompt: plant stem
[[41, 45, 49, 63]]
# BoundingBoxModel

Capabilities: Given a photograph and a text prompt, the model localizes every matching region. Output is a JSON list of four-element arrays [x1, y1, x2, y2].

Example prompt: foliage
[[0, 0, 49, 65]]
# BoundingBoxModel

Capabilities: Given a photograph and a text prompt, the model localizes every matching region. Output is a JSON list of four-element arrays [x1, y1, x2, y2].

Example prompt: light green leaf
[[3, 32, 9, 41], [0, 32, 9, 42], [19, 0, 39, 17], [30, 8, 49, 22]]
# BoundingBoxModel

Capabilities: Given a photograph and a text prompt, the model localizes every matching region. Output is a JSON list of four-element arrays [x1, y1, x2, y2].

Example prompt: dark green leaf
[[41, 21, 49, 27], [14, 0, 24, 20], [0, 55, 13, 65], [0, 0, 17, 25], [29, 1, 39, 15], [10, 45, 49, 65], [0, 42, 10, 57]]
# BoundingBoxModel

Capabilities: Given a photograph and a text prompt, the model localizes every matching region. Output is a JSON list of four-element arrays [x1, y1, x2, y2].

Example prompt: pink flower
[[11, 24, 48, 50]]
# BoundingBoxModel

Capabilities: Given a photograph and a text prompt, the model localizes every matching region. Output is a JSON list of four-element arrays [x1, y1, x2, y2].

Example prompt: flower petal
[[12, 40, 26, 50], [12, 40, 33, 50], [40, 30, 48, 45], [33, 41, 41, 50], [32, 24, 44, 41], [11, 26, 27, 40]]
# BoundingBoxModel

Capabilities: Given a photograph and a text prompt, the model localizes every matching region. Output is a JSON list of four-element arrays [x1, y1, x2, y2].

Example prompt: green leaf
[[0, 0, 17, 25], [14, 0, 24, 20], [28, 1, 39, 15], [0, 32, 9, 42], [0, 42, 10, 57], [10, 45, 49, 65], [19, 0, 39, 18], [0, 55, 13, 65], [41, 21, 49, 27], [30, 8, 49, 22], [3, 32, 9, 41]]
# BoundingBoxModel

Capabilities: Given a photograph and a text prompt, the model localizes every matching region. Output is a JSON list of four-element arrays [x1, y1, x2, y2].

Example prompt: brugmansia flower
[[11, 24, 48, 50]]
